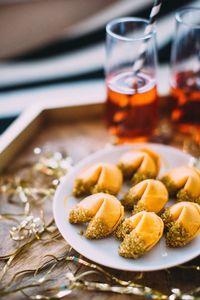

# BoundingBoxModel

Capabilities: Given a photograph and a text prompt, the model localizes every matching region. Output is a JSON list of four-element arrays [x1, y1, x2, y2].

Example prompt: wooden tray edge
[[0, 99, 104, 173]]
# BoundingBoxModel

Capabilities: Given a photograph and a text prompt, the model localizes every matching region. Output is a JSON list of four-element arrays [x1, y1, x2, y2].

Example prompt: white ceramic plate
[[53, 143, 200, 271]]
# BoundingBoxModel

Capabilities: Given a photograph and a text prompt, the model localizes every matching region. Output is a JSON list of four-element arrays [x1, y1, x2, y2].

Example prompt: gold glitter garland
[[10, 215, 45, 241], [0, 218, 57, 281], [0, 148, 72, 282]]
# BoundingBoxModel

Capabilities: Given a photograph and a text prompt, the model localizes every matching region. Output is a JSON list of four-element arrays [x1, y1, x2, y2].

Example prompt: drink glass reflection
[[105, 17, 158, 143], [170, 7, 200, 140]]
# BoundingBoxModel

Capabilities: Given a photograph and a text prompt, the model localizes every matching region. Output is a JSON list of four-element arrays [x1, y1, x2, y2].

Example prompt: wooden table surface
[[0, 105, 199, 300]]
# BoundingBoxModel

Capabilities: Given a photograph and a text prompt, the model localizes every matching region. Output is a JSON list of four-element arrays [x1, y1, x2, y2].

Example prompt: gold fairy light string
[[66, 256, 166, 299], [66, 256, 143, 285], [0, 254, 199, 299], [177, 265, 200, 271]]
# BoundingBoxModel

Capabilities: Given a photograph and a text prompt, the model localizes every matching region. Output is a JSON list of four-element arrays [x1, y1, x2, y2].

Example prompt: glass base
[[109, 119, 200, 158], [110, 135, 149, 144]]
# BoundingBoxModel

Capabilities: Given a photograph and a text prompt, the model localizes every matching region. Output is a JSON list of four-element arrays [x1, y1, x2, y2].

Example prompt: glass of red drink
[[105, 17, 158, 143], [170, 7, 200, 142]]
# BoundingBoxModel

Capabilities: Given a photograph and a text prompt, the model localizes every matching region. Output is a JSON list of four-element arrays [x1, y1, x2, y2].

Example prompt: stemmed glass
[[105, 17, 158, 143], [170, 7, 200, 143]]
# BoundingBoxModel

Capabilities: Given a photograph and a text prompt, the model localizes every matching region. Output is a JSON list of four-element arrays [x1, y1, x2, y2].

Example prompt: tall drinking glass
[[105, 17, 158, 143], [170, 7, 200, 141]]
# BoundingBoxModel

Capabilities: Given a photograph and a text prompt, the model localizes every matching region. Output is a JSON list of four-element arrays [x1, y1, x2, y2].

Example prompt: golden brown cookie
[[73, 163, 123, 197], [161, 166, 200, 204], [161, 202, 200, 247], [118, 148, 160, 184], [122, 179, 168, 213], [115, 211, 164, 258], [69, 193, 124, 239]]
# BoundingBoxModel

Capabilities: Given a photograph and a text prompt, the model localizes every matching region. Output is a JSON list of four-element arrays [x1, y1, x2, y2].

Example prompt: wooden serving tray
[[0, 99, 108, 173], [0, 99, 199, 300]]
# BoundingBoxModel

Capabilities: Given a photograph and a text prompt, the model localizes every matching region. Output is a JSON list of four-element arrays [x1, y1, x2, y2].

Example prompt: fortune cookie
[[122, 179, 168, 213], [161, 166, 200, 204], [118, 148, 160, 184], [115, 212, 164, 258], [162, 202, 200, 247], [73, 163, 123, 197], [69, 193, 124, 239]]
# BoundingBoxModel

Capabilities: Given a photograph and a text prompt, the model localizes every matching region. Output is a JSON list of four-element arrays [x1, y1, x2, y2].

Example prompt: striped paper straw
[[132, 0, 162, 75]]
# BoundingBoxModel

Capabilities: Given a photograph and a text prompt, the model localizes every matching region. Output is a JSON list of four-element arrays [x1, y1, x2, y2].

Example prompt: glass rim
[[106, 17, 156, 41], [176, 6, 200, 29]]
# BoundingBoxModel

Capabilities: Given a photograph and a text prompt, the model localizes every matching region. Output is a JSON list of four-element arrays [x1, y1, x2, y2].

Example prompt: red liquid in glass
[[106, 72, 158, 142], [170, 70, 200, 141]]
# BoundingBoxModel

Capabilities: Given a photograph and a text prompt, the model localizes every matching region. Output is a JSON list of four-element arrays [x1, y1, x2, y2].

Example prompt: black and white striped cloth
[[0, 0, 199, 132]]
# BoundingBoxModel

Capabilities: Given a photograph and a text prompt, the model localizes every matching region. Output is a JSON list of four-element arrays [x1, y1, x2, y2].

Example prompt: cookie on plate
[[122, 179, 168, 213], [118, 148, 160, 185], [161, 166, 200, 204], [69, 193, 124, 239], [73, 162, 122, 197], [161, 202, 200, 247], [115, 211, 164, 258]]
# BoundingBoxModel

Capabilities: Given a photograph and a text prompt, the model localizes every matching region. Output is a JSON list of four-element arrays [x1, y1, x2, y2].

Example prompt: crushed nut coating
[[177, 190, 200, 205], [121, 193, 139, 210], [161, 209, 174, 230], [161, 209, 190, 247], [117, 163, 135, 179], [85, 217, 111, 239], [92, 184, 117, 195], [73, 177, 120, 197], [118, 161, 155, 184], [161, 176, 178, 197], [131, 172, 154, 185], [114, 219, 133, 241], [166, 223, 190, 247], [132, 203, 147, 215], [73, 179, 95, 197], [69, 207, 91, 224], [119, 233, 146, 258]]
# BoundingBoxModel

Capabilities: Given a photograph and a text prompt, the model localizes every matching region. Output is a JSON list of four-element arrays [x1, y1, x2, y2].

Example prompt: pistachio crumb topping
[[161, 176, 177, 197], [121, 193, 139, 210], [85, 217, 111, 239], [114, 219, 133, 241], [118, 161, 155, 184], [161, 209, 174, 230], [73, 179, 118, 197], [132, 202, 147, 214], [166, 223, 190, 247], [131, 172, 154, 185], [177, 189, 200, 205], [92, 184, 116, 195], [69, 207, 91, 224], [118, 163, 135, 179], [119, 233, 146, 258], [73, 179, 95, 197]]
